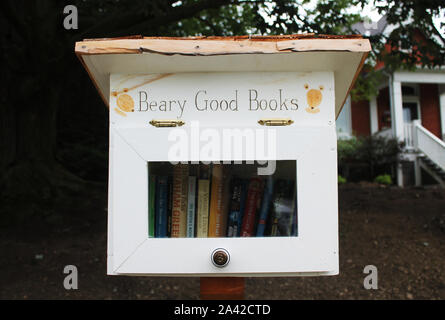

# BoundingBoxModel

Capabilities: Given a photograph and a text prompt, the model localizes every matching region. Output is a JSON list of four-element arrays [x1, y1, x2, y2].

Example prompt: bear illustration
[[304, 84, 323, 114], [114, 92, 134, 117]]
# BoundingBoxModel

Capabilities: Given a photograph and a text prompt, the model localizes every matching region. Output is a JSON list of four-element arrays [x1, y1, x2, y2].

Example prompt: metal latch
[[258, 118, 294, 126], [149, 120, 185, 127]]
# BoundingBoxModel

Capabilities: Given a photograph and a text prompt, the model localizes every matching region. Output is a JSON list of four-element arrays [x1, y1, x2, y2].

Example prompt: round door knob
[[211, 248, 230, 268]]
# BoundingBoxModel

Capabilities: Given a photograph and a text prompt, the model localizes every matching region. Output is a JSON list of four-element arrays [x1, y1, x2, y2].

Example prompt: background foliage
[[338, 135, 403, 183], [0, 0, 444, 217]]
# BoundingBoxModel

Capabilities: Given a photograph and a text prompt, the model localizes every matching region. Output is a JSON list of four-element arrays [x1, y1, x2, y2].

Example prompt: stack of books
[[148, 163, 298, 238]]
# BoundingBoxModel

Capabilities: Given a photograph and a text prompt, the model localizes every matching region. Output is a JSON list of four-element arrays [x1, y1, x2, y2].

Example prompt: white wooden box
[[75, 36, 370, 276]]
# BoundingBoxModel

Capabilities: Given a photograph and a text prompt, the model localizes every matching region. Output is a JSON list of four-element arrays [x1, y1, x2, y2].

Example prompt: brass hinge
[[258, 118, 294, 126], [149, 120, 185, 127]]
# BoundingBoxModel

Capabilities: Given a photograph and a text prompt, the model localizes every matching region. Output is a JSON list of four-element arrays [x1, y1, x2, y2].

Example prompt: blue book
[[186, 176, 197, 237], [148, 176, 156, 238], [236, 180, 248, 237], [256, 176, 274, 237], [155, 176, 169, 238], [227, 179, 243, 237]]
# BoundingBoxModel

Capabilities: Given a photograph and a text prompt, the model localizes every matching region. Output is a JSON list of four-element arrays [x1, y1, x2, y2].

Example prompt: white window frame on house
[[401, 84, 421, 123]]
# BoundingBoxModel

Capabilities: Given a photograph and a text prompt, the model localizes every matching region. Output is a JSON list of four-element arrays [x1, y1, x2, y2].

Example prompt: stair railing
[[403, 122, 415, 150], [412, 120, 445, 172]]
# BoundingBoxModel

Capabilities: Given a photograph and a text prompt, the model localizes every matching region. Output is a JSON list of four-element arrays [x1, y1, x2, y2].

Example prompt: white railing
[[404, 123, 415, 149], [413, 120, 445, 172]]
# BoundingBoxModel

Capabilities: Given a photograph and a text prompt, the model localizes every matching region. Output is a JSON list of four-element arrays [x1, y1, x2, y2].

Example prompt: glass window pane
[[148, 161, 298, 238]]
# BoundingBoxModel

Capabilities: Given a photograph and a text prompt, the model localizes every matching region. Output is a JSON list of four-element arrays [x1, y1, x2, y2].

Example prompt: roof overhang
[[75, 35, 371, 118]]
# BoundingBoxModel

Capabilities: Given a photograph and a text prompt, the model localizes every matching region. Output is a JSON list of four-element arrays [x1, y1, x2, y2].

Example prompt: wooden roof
[[75, 34, 370, 118]]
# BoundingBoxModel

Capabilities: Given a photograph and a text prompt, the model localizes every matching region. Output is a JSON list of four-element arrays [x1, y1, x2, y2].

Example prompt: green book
[[149, 175, 156, 237]]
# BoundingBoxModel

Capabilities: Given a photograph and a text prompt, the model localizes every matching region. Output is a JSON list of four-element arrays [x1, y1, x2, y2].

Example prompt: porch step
[[419, 155, 445, 178], [418, 155, 445, 185]]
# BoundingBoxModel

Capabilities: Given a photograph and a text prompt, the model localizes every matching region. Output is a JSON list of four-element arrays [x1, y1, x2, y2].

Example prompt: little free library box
[[75, 34, 370, 276]]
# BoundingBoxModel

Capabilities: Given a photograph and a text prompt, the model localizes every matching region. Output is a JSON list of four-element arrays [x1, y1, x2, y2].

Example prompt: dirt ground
[[0, 183, 444, 300]]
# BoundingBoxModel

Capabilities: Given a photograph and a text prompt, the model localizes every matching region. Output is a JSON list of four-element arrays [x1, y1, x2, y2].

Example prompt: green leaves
[[2, 0, 444, 103], [351, 0, 445, 99]]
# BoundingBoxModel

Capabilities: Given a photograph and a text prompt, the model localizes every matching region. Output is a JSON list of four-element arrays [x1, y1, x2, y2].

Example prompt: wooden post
[[200, 277, 245, 300]]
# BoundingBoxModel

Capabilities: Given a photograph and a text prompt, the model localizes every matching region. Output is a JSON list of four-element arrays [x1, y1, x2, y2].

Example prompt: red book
[[240, 178, 264, 237]]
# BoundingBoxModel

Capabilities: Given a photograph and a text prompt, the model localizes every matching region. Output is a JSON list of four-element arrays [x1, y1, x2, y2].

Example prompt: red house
[[337, 17, 445, 187]]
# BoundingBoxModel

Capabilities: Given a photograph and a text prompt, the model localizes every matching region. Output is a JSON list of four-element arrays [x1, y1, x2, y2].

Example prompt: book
[[268, 179, 295, 237], [236, 180, 248, 237], [148, 175, 156, 238], [240, 178, 264, 237], [208, 164, 230, 237], [256, 176, 274, 237], [186, 176, 197, 237], [155, 176, 169, 238], [180, 165, 189, 237], [171, 164, 189, 237], [196, 165, 210, 238], [227, 178, 244, 237], [167, 175, 173, 237]]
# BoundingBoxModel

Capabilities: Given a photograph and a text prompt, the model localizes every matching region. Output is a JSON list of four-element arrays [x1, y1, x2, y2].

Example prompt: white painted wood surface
[[110, 72, 334, 128], [108, 72, 339, 276], [79, 49, 366, 117]]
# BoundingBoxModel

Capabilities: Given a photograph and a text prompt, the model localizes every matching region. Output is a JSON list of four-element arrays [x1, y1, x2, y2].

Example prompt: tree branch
[[87, 0, 236, 37]]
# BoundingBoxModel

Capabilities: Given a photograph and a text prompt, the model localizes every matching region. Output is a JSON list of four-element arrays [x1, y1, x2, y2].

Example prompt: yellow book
[[196, 179, 210, 237], [171, 164, 188, 237], [197, 164, 210, 237], [208, 164, 230, 237]]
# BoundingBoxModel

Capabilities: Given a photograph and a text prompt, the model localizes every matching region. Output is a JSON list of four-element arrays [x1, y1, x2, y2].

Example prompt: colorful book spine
[[171, 164, 188, 237], [155, 176, 169, 238], [227, 179, 243, 237], [196, 165, 210, 238], [269, 179, 295, 237], [208, 164, 230, 237], [148, 175, 156, 238], [256, 176, 274, 237], [179, 165, 189, 237], [236, 180, 248, 237], [240, 178, 264, 237], [167, 176, 173, 237], [186, 176, 197, 237]]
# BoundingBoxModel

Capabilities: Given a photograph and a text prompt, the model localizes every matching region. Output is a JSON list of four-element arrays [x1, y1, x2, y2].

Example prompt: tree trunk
[[0, 1, 94, 222], [0, 89, 83, 203]]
